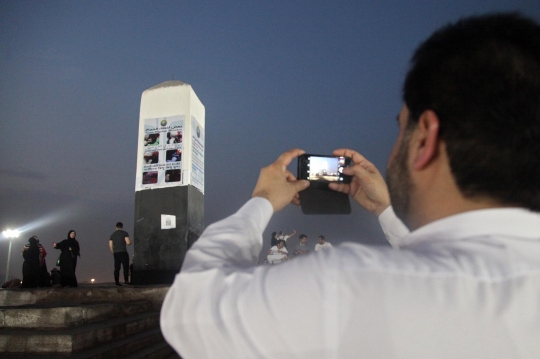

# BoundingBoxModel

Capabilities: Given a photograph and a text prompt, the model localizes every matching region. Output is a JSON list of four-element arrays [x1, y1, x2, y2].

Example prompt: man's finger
[[333, 148, 372, 168], [276, 148, 305, 168]]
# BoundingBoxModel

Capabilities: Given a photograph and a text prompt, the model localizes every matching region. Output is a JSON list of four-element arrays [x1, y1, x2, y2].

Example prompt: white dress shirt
[[161, 197, 540, 359], [314, 241, 333, 251]]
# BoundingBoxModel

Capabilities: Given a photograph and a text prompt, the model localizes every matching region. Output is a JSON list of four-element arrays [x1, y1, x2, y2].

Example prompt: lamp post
[[2, 229, 20, 284]]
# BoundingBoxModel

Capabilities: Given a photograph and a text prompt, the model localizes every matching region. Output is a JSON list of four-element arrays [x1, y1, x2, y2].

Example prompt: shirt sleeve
[[160, 197, 276, 357], [378, 206, 410, 248]]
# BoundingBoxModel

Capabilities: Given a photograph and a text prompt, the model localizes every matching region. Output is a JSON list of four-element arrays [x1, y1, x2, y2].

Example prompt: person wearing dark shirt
[[109, 222, 132, 286], [294, 234, 310, 256]]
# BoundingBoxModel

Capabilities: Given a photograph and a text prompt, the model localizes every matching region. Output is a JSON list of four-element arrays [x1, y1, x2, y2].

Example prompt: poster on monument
[[190, 115, 205, 193], [138, 115, 184, 190]]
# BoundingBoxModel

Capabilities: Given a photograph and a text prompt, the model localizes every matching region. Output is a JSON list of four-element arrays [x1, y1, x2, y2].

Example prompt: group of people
[[266, 230, 333, 264], [19, 230, 80, 288], [13, 222, 133, 288]]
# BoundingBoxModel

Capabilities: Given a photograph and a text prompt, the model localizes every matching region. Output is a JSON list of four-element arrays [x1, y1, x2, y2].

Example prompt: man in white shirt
[[267, 239, 288, 263], [161, 13, 540, 359], [314, 235, 332, 251]]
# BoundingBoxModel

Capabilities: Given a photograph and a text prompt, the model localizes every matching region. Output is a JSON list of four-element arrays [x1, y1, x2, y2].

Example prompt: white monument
[[133, 81, 205, 284]]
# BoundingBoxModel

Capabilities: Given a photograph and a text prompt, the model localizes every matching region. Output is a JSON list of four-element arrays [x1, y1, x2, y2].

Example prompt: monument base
[[131, 269, 178, 285], [132, 185, 204, 285]]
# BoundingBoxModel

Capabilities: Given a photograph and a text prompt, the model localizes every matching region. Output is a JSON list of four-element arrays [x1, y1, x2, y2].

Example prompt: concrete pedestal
[[132, 185, 203, 285]]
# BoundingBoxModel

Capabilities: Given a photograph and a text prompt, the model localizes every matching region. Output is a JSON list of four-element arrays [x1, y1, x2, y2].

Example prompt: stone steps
[[1, 300, 153, 329], [4, 327, 179, 358], [0, 284, 170, 308], [0, 311, 160, 354], [0, 284, 179, 358]]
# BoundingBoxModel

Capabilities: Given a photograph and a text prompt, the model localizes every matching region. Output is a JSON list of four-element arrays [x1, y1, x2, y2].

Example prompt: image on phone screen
[[297, 154, 352, 184]]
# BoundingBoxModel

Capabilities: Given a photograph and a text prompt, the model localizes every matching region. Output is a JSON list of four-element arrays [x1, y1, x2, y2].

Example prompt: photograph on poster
[[143, 151, 159, 164], [142, 171, 158, 184], [166, 149, 182, 162], [144, 133, 160, 146], [166, 131, 182, 144], [137, 115, 185, 191], [165, 169, 181, 183]]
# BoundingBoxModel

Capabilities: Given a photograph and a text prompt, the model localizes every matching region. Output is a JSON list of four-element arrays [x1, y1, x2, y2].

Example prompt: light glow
[[2, 230, 20, 239]]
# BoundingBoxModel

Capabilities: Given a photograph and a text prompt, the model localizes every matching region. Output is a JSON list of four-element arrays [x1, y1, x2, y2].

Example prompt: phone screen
[[298, 154, 352, 183]]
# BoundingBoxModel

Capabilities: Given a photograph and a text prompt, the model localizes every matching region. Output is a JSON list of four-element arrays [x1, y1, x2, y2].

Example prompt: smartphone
[[297, 154, 352, 184]]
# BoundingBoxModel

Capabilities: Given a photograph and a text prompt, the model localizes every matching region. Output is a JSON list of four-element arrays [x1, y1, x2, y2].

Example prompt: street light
[[2, 229, 20, 284], [91, 279, 95, 285]]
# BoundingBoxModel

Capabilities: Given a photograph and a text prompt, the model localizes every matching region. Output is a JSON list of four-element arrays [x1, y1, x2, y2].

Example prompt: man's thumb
[[294, 180, 310, 192]]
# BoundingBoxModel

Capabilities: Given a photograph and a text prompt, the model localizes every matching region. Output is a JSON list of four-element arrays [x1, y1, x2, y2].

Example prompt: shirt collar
[[399, 208, 540, 248]]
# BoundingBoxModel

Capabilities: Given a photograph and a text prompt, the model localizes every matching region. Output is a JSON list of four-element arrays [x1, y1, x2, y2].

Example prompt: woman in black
[[53, 230, 80, 287], [21, 237, 41, 288]]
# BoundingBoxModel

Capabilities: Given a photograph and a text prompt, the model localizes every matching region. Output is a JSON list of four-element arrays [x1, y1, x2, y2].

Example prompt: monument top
[[145, 80, 188, 92]]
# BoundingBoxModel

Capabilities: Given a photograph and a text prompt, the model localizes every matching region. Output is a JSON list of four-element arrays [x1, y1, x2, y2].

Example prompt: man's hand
[[329, 149, 390, 216], [252, 148, 310, 212]]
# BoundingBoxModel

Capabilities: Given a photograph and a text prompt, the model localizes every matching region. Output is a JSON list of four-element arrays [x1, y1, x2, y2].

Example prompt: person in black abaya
[[21, 236, 41, 288], [53, 230, 81, 287]]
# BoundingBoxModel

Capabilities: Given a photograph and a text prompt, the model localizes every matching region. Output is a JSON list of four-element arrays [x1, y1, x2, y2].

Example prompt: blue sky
[[1, 1, 539, 282]]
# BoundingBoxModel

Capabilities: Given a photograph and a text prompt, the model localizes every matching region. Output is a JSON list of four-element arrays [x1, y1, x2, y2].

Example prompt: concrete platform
[[0, 311, 160, 354], [0, 283, 170, 308], [0, 284, 179, 358], [1, 300, 152, 329]]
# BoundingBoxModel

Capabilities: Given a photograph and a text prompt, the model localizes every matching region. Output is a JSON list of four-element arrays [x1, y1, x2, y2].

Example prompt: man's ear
[[412, 110, 440, 170]]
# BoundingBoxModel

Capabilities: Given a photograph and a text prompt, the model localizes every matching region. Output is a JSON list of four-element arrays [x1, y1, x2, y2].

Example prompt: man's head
[[299, 234, 308, 244], [276, 239, 285, 249], [116, 222, 123, 229], [318, 235, 325, 244], [389, 13, 540, 223]]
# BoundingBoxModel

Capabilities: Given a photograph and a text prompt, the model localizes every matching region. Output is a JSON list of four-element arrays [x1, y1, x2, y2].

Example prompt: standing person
[[160, 14, 540, 358], [294, 234, 310, 256], [314, 235, 332, 251], [277, 229, 296, 242], [53, 230, 80, 287], [36, 237, 51, 287], [22, 236, 50, 286], [270, 232, 278, 247], [21, 236, 41, 288], [109, 222, 132, 286]]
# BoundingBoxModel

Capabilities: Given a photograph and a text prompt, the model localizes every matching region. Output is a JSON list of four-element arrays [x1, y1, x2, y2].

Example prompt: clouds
[[0, 167, 47, 181], [1, 1, 539, 283]]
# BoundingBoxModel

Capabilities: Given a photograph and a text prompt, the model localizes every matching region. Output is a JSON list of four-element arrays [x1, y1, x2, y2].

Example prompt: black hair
[[67, 230, 76, 238], [403, 13, 540, 210], [299, 234, 307, 240], [318, 235, 325, 241], [116, 222, 123, 229], [276, 239, 286, 246]]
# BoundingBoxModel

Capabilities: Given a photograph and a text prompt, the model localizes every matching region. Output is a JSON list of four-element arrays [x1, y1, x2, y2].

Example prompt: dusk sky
[[2, 1, 539, 283]]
